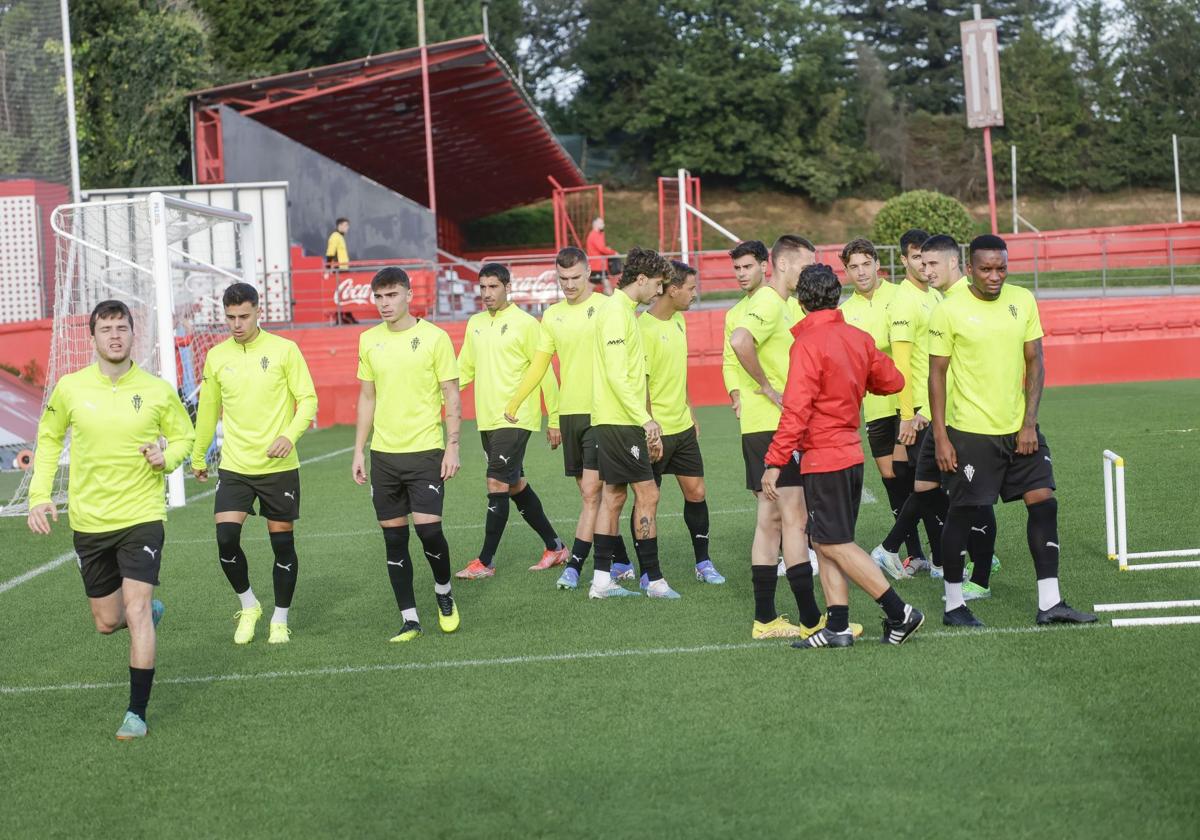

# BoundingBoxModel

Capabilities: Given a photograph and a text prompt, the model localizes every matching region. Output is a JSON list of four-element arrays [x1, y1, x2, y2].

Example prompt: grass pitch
[[2, 381, 1198, 838]]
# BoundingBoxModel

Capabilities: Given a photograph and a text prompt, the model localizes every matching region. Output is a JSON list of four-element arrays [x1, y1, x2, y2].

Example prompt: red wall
[[3, 299, 1198, 428]]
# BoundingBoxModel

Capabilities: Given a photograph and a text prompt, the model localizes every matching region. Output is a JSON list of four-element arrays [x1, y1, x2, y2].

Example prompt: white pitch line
[[0, 622, 1106, 697], [0, 445, 356, 596], [1111, 615, 1200, 628], [0, 551, 76, 595], [1093, 599, 1200, 613]]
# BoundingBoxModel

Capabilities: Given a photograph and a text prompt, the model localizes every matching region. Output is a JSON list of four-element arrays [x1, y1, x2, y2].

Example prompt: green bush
[[871, 190, 974, 249], [463, 203, 554, 249]]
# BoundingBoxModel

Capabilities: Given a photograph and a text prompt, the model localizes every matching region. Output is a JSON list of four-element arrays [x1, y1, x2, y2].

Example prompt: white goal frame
[[1103, 450, 1200, 572]]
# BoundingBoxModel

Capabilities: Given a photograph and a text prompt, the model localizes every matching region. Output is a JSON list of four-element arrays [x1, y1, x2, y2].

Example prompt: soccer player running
[[502, 247, 634, 590], [352, 268, 461, 641], [456, 263, 568, 579], [762, 265, 925, 649], [636, 259, 725, 587], [192, 283, 318, 645], [838, 237, 921, 578], [588, 247, 680, 599], [27, 300, 194, 739], [729, 236, 834, 640], [929, 235, 1096, 627], [873, 234, 1000, 592]]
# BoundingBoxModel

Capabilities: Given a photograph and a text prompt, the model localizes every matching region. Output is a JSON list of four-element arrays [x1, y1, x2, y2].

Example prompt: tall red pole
[[983, 125, 998, 234], [418, 0, 437, 222]]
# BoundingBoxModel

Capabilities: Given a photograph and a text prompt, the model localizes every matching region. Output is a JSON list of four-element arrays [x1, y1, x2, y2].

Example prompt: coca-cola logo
[[334, 277, 374, 306]]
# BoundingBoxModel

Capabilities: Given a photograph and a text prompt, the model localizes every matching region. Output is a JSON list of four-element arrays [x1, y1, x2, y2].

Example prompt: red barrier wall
[[4, 299, 1198, 428]]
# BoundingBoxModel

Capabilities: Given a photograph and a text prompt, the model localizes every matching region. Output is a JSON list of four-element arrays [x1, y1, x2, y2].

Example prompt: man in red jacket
[[762, 264, 925, 648]]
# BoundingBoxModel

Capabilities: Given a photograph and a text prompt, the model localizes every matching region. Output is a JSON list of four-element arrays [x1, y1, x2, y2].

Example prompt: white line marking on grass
[[1093, 599, 1200, 612], [0, 623, 1107, 697], [0, 551, 76, 595], [0, 445, 357, 596]]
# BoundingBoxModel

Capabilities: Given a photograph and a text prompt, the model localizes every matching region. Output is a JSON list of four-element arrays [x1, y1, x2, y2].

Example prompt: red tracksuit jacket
[[765, 308, 905, 474]]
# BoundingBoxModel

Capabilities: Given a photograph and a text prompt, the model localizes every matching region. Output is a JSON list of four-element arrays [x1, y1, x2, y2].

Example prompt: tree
[[0, 0, 71, 180], [74, 1, 216, 187]]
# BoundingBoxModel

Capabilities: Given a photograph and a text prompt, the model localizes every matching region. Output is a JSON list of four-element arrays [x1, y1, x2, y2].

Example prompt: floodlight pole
[[1011, 144, 1018, 234], [1173, 134, 1183, 223], [418, 0, 438, 223], [60, 0, 81, 203]]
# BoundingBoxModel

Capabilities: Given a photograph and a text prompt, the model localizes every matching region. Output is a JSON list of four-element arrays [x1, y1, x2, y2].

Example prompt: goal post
[[1, 192, 259, 517]]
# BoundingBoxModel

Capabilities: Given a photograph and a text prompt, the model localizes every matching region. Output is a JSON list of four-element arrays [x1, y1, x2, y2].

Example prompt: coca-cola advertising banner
[[289, 247, 436, 323]]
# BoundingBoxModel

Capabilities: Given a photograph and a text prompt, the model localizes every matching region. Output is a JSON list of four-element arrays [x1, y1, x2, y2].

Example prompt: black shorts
[[653, 426, 704, 479], [370, 449, 445, 520], [72, 521, 164, 598], [480, 428, 531, 485], [943, 426, 1056, 506], [595, 424, 654, 485], [742, 431, 802, 493], [559, 414, 599, 477], [866, 415, 899, 459], [913, 426, 942, 484], [215, 468, 301, 521], [802, 465, 864, 545]]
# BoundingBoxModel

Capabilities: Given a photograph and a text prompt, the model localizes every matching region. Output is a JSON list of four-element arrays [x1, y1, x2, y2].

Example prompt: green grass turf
[[2, 381, 1199, 838]]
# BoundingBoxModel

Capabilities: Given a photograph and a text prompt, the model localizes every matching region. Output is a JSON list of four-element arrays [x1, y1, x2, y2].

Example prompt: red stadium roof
[[190, 36, 585, 221]]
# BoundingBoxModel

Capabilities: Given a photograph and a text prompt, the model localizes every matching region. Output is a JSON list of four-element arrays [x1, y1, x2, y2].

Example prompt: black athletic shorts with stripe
[[370, 449, 445, 520], [480, 428, 531, 485], [802, 465, 865, 545], [652, 426, 704, 480], [742, 430, 802, 493], [594, 424, 654, 485], [72, 521, 164, 598], [558, 414, 599, 477], [215, 468, 301, 521], [943, 426, 1056, 507]]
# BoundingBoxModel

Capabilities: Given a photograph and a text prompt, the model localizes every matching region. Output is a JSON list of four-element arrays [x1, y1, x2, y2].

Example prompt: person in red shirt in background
[[762, 263, 926, 649], [585, 217, 619, 290]]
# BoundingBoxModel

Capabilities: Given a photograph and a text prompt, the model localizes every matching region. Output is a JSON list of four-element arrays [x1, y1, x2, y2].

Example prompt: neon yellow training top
[[840, 280, 900, 422], [537, 295, 599, 417], [31, 362, 195, 533], [592, 288, 651, 428], [459, 303, 559, 432], [191, 329, 318, 474], [640, 310, 692, 436], [358, 319, 459, 453]]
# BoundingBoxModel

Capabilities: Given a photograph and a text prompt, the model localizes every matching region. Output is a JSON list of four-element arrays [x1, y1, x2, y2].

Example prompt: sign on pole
[[960, 18, 1004, 128]]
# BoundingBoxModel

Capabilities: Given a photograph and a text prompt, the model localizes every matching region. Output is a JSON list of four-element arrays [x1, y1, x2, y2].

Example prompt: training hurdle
[[1103, 450, 1200, 571]]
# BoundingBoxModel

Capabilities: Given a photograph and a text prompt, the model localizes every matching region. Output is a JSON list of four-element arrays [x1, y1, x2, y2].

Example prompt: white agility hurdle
[[1103, 450, 1200, 571]]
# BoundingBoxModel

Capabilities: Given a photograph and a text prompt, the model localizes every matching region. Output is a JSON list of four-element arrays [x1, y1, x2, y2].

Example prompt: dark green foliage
[[872, 189, 974, 245], [464, 203, 555, 248]]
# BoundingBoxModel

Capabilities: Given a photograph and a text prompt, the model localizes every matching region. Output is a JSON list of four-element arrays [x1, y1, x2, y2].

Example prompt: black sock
[[415, 522, 451, 585], [479, 492, 510, 566], [592, 533, 616, 573], [635, 536, 662, 582], [882, 490, 924, 555], [382, 525, 414, 612], [968, 506, 998, 587], [568, 538, 592, 572], [512, 484, 560, 551], [785, 563, 822, 628], [884, 469, 922, 559], [215, 521, 250, 595], [128, 666, 155, 719], [827, 605, 850, 633], [615, 535, 631, 567], [683, 500, 710, 563], [1027, 497, 1060, 580], [941, 506, 980, 584], [751, 565, 778, 623], [875, 586, 907, 622], [921, 490, 949, 567], [269, 530, 298, 609]]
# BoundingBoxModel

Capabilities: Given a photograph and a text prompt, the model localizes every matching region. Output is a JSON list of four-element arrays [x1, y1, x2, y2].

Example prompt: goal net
[[1, 192, 258, 516]]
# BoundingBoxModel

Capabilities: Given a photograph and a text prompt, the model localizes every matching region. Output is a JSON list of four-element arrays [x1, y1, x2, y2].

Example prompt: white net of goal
[[1, 194, 257, 516]]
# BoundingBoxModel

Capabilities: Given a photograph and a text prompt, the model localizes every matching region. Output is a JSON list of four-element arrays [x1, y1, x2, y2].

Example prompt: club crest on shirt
[[1008, 304, 1018, 319], [131, 394, 143, 413], [260, 356, 270, 371], [587, 306, 595, 319], [501, 324, 509, 336], [411, 337, 421, 351]]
